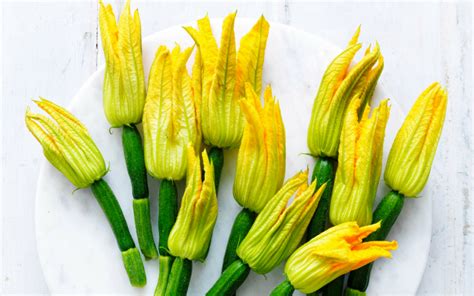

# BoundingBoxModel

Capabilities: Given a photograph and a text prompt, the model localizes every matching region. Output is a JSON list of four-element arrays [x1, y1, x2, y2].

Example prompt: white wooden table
[[1, 1, 472, 295]]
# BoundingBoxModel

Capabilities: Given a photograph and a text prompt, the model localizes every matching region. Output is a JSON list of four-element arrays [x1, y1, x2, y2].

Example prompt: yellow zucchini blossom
[[99, 0, 145, 127], [142, 45, 200, 181], [233, 84, 286, 213], [185, 13, 270, 148], [330, 98, 390, 226], [384, 82, 448, 197], [285, 221, 397, 294], [168, 146, 217, 261], [237, 170, 326, 274], [307, 28, 383, 158], [25, 98, 107, 188]]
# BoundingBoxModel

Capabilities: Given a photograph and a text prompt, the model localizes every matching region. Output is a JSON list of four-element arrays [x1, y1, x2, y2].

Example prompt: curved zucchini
[[307, 157, 336, 238], [347, 190, 405, 292], [222, 208, 256, 271], [207, 259, 251, 296]]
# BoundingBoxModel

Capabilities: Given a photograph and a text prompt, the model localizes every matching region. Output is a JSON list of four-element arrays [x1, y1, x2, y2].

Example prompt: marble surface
[[1, 1, 472, 295], [35, 19, 426, 295]]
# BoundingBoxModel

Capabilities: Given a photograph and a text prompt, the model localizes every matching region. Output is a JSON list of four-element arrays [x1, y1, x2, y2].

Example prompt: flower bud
[[384, 83, 447, 197], [307, 27, 383, 157], [285, 221, 397, 294], [25, 98, 107, 188], [168, 146, 217, 261], [185, 13, 270, 148], [233, 84, 286, 213], [330, 98, 390, 226], [99, 0, 146, 127], [237, 170, 326, 274], [143, 45, 200, 181]]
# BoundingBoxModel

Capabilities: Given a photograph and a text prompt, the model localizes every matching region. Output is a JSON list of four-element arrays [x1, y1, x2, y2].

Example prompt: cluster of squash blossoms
[[25, 1, 447, 295]]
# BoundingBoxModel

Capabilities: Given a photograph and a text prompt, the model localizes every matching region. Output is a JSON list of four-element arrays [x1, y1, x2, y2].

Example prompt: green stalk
[[222, 208, 256, 271], [165, 257, 193, 296], [307, 156, 336, 239], [122, 124, 158, 259], [90, 178, 146, 287], [207, 259, 251, 296], [156, 179, 178, 294], [347, 191, 405, 292], [270, 279, 295, 296], [208, 147, 224, 192]]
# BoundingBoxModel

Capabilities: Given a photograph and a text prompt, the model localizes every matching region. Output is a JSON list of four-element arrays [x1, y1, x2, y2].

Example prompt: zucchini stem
[[222, 208, 256, 271], [155, 256, 173, 296], [270, 279, 295, 296], [90, 178, 146, 287], [207, 259, 251, 296], [122, 124, 158, 259], [347, 190, 405, 292]]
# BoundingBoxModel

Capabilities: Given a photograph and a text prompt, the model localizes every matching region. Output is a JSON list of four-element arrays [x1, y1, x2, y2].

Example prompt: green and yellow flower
[[330, 98, 390, 226], [237, 170, 326, 274], [168, 146, 217, 261], [185, 13, 270, 148], [25, 98, 107, 188], [285, 222, 397, 294], [143, 45, 200, 181], [307, 28, 383, 158], [233, 84, 286, 213], [99, 0, 145, 127], [384, 82, 448, 197]]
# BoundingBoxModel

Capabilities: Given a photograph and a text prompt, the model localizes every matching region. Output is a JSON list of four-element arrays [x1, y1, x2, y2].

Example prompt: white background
[[1, 1, 472, 295]]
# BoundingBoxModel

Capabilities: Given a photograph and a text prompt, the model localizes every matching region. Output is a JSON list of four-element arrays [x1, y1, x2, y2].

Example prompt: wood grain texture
[[1, 1, 471, 294]]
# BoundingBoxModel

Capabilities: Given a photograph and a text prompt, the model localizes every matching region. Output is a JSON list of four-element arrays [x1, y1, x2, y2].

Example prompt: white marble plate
[[35, 18, 431, 295]]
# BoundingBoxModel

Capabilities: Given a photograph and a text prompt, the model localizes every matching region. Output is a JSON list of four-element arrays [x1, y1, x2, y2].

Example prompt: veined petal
[[233, 84, 286, 213], [168, 147, 217, 261], [308, 28, 383, 158], [330, 98, 390, 226], [25, 99, 106, 188], [237, 170, 326, 274], [285, 221, 397, 294], [384, 83, 447, 196], [143, 45, 198, 180]]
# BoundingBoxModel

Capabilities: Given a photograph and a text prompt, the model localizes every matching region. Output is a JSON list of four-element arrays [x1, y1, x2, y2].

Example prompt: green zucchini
[[122, 124, 149, 199], [122, 124, 158, 259], [222, 208, 256, 271], [307, 157, 335, 239], [345, 288, 366, 296], [347, 190, 405, 292], [90, 178, 146, 287], [270, 279, 295, 296], [208, 147, 224, 192], [321, 275, 345, 296], [164, 257, 193, 296], [133, 199, 158, 259], [158, 179, 178, 256], [207, 259, 251, 296]]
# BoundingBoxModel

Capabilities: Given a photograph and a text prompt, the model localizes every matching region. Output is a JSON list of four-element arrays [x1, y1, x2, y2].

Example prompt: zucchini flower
[[307, 28, 383, 158], [185, 13, 270, 148], [237, 170, 326, 274], [283, 222, 397, 294], [168, 146, 217, 261], [143, 45, 200, 181], [25, 98, 146, 287], [25, 98, 107, 188], [99, 0, 145, 127], [330, 98, 390, 226], [384, 83, 448, 197], [233, 84, 286, 213]]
